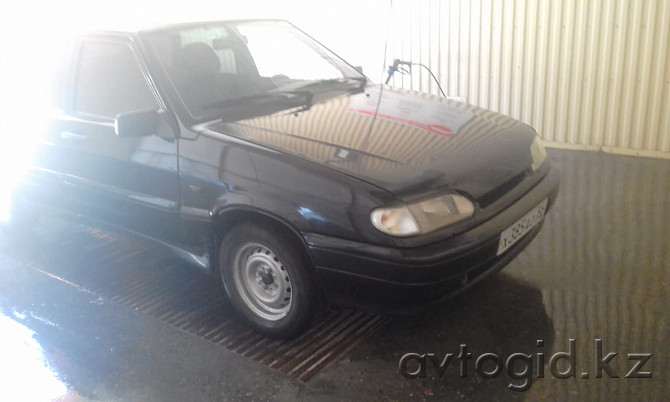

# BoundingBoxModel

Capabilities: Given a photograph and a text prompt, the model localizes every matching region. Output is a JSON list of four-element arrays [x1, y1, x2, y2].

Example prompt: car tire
[[219, 223, 315, 338]]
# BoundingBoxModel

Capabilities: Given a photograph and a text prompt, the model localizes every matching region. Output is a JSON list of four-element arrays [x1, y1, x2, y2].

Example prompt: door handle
[[61, 131, 88, 142], [188, 184, 203, 194]]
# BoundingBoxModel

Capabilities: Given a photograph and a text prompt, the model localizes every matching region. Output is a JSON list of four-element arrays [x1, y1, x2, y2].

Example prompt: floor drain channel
[[8, 221, 391, 382]]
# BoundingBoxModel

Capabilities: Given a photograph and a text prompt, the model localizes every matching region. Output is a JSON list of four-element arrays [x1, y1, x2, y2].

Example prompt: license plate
[[497, 198, 548, 256]]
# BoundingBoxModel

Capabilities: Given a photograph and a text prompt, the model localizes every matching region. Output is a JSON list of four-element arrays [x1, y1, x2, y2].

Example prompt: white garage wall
[[384, 0, 670, 158]]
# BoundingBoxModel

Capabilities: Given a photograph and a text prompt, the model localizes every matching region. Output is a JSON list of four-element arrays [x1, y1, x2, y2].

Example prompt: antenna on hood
[[385, 59, 448, 98]]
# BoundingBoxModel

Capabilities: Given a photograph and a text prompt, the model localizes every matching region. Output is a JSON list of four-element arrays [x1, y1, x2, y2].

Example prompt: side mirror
[[115, 109, 159, 137], [354, 66, 364, 74]]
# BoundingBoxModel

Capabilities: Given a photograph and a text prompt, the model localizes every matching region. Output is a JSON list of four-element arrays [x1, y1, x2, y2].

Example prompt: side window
[[74, 41, 157, 119]]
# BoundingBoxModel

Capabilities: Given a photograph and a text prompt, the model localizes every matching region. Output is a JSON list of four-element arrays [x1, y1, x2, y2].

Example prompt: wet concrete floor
[[0, 149, 668, 401]]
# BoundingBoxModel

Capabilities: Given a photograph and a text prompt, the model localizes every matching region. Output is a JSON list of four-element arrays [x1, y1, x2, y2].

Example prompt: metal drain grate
[[7, 220, 390, 382]]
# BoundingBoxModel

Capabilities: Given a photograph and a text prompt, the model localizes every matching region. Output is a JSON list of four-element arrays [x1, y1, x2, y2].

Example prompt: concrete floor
[[0, 149, 668, 401]]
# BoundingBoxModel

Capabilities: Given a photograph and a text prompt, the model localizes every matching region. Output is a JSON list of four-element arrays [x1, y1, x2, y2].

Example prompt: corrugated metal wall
[[385, 0, 670, 158]]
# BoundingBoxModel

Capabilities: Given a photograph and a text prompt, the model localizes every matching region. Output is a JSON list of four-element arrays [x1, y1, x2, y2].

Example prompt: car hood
[[206, 86, 537, 202]]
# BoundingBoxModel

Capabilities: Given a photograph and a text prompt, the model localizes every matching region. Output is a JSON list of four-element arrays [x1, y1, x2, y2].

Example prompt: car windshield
[[143, 20, 366, 121]]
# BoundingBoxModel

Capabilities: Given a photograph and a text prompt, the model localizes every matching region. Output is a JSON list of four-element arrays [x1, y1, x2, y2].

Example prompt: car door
[[47, 36, 181, 242]]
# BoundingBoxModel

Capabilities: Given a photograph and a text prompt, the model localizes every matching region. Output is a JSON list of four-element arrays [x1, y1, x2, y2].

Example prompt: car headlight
[[371, 193, 475, 237], [530, 136, 547, 171]]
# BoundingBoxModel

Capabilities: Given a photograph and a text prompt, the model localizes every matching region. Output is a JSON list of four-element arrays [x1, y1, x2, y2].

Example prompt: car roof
[[85, 19, 288, 37]]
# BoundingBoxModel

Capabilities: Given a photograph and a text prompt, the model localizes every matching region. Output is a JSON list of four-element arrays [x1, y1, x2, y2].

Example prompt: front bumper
[[304, 163, 560, 314]]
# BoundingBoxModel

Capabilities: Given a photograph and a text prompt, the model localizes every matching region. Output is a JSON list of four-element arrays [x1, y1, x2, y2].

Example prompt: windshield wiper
[[296, 77, 367, 92], [203, 90, 312, 110]]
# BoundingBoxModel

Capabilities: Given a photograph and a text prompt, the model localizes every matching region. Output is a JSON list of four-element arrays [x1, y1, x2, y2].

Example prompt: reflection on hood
[[209, 86, 535, 199]]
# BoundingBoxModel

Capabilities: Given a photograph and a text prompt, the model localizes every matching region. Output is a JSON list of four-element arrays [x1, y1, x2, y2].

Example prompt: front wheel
[[219, 224, 315, 338]]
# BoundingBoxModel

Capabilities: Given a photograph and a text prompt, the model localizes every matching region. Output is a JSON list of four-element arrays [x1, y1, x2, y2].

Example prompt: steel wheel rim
[[232, 242, 292, 321]]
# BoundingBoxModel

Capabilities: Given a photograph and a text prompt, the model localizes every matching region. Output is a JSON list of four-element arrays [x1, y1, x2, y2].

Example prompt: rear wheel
[[220, 223, 314, 338]]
